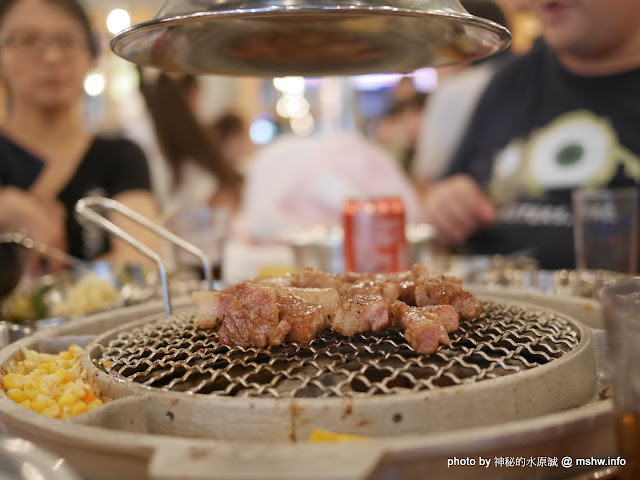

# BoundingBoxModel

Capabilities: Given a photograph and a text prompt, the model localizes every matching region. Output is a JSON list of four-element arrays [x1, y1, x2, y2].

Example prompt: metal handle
[[75, 197, 214, 317]]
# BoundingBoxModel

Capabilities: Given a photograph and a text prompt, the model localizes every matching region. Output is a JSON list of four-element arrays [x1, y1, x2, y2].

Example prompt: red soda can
[[343, 196, 410, 273]]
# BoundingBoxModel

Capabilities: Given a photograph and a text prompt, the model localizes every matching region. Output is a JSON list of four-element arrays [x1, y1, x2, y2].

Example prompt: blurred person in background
[[420, 0, 640, 270], [135, 71, 245, 276], [0, 0, 159, 273], [412, 0, 512, 183], [372, 90, 428, 175], [206, 110, 256, 178], [235, 132, 422, 241], [496, 0, 542, 54], [137, 71, 244, 218]]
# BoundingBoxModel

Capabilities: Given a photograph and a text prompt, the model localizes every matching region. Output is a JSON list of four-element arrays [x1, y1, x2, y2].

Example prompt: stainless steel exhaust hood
[[110, 0, 511, 77]]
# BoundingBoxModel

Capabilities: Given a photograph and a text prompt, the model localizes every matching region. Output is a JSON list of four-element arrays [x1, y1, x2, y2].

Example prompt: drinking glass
[[167, 206, 230, 279], [572, 188, 639, 274], [600, 278, 640, 480]]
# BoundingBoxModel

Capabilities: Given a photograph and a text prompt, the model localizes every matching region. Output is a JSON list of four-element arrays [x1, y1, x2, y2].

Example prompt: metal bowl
[[0, 263, 207, 348], [110, 0, 511, 76], [0, 437, 81, 480], [448, 254, 630, 299]]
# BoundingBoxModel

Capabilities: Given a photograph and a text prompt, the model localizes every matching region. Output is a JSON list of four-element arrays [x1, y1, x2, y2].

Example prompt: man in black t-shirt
[[421, 0, 640, 270]]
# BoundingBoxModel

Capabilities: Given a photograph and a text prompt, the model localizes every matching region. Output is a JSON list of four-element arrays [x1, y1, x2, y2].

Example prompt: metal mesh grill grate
[[98, 302, 580, 398]]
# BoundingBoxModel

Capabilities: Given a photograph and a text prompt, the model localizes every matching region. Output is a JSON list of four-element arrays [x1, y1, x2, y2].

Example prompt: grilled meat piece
[[213, 283, 333, 347], [391, 301, 458, 354], [338, 280, 401, 302], [254, 275, 295, 288], [374, 265, 431, 305], [397, 281, 418, 305], [277, 294, 329, 343], [414, 276, 484, 319], [272, 286, 340, 316], [425, 304, 461, 333], [218, 283, 290, 348], [193, 265, 483, 355], [331, 294, 391, 336], [191, 290, 235, 329], [290, 268, 341, 289]]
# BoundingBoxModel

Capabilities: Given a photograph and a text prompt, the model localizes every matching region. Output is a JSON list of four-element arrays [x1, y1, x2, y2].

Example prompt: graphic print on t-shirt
[[488, 110, 640, 206]]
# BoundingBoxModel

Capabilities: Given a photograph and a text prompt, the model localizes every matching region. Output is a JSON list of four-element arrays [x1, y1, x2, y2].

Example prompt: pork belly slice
[[331, 294, 391, 336], [191, 290, 236, 329], [338, 280, 401, 302], [276, 294, 329, 343], [290, 268, 341, 289], [396, 281, 418, 305], [414, 276, 484, 319], [391, 301, 458, 355], [373, 264, 430, 284], [255, 274, 296, 288], [218, 283, 291, 348], [273, 286, 340, 316], [375, 265, 431, 305], [425, 304, 460, 333]]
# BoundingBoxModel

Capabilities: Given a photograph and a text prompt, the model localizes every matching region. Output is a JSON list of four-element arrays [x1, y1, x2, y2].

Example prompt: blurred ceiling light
[[290, 97, 311, 119], [275, 97, 288, 118], [290, 113, 314, 137], [412, 67, 438, 92], [107, 9, 131, 35], [350, 73, 404, 91], [249, 118, 278, 145], [84, 73, 106, 97], [276, 95, 310, 119], [273, 76, 305, 96], [349, 68, 437, 92]]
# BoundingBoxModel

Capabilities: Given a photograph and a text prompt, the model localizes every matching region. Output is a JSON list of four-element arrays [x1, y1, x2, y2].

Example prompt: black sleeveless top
[[0, 135, 152, 260]]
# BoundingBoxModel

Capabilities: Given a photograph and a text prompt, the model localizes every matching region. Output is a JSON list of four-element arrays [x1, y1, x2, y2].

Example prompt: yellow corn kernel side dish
[[309, 428, 370, 442], [1, 345, 111, 418]]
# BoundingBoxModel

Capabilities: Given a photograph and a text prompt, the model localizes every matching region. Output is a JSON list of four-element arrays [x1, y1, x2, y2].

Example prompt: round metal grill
[[98, 302, 580, 398]]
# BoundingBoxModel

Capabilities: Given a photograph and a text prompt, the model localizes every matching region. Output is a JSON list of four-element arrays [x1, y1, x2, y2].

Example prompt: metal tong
[[0, 231, 88, 299], [75, 197, 214, 317]]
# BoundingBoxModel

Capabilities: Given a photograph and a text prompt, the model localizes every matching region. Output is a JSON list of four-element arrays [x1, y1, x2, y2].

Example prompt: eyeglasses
[[0, 30, 87, 57]]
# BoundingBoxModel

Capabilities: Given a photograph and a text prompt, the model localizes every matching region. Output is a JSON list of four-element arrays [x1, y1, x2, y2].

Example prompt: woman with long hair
[[138, 70, 244, 216]]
